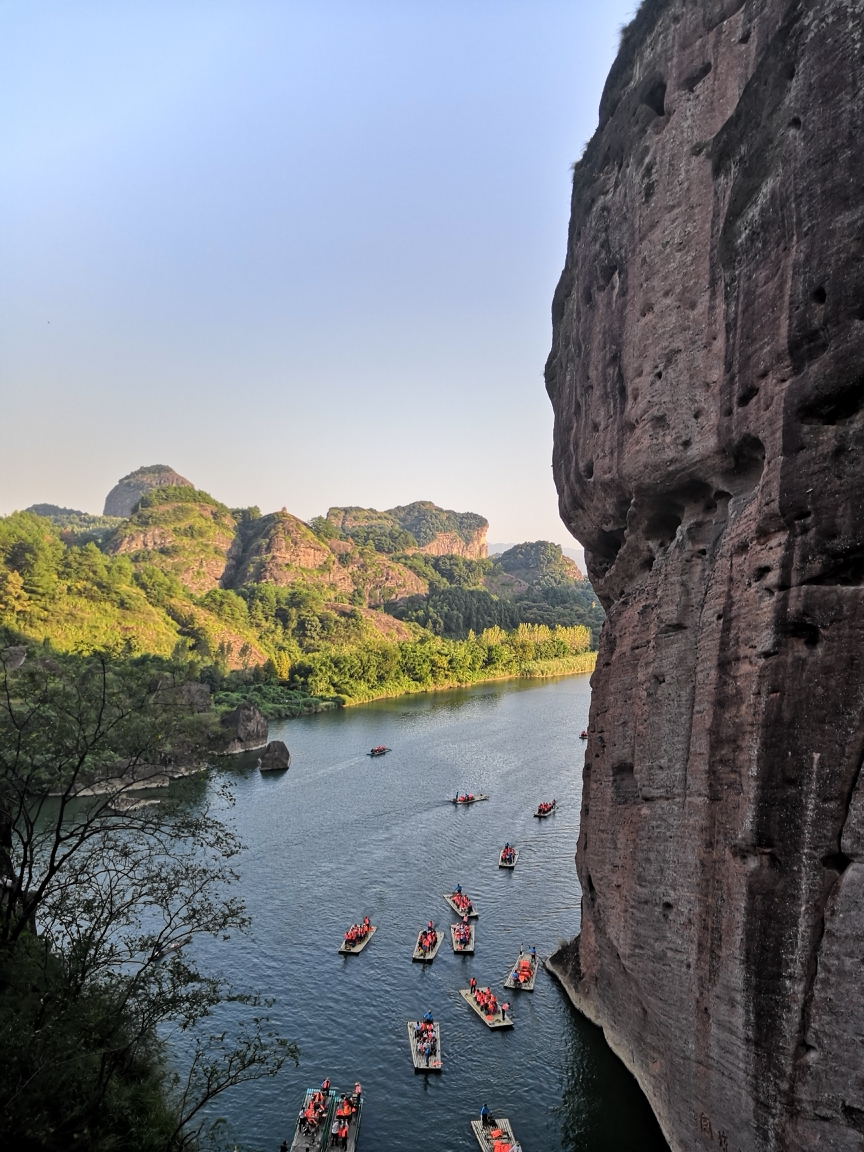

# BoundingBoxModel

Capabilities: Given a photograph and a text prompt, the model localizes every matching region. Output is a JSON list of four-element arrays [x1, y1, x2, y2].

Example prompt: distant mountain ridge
[[4, 465, 603, 670]]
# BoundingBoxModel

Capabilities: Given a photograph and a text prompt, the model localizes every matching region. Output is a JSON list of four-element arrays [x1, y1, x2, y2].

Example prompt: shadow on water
[[556, 989, 669, 1152]]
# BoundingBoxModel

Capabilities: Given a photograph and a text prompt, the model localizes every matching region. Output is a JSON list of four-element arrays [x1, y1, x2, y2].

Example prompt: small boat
[[289, 1087, 337, 1152], [412, 929, 443, 962], [407, 1021, 442, 1071], [580, 730, 588, 740], [504, 949, 538, 991], [451, 793, 489, 805], [534, 800, 556, 818], [450, 922, 475, 954], [470, 1117, 518, 1151], [367, 746, 391, 757], [155, 939, 189, 960], [498, 847, 518, 869], [459, 987, 513, 1029], [443, 892, 479, 918], [338, 923, 376, 955], [328, 1087, 363, 1152]]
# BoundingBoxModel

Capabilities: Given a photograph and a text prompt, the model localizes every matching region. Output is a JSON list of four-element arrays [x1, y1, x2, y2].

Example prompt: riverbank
[[331, 650, 597, 706]]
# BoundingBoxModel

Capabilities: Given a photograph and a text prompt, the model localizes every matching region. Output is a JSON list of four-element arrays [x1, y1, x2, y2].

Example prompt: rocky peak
[[103, 465, 194, 518]]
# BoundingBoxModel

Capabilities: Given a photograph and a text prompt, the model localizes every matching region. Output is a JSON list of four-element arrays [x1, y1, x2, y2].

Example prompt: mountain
[[1, 469, 601, 676], [326, 501, 488, 559], [103, 465, 194, 518]]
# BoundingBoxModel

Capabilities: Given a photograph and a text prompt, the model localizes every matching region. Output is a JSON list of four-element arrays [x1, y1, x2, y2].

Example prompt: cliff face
[[327, 501, 489, 559], [103, 465, 194, 518], [546, 3, 864, 1151]]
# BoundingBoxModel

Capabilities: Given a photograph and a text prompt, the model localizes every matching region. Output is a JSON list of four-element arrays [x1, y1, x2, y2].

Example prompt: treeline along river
[[187, 675, 669, 1152]]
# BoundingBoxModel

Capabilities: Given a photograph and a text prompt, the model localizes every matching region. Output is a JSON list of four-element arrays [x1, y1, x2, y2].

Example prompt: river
[[189, 674, 669, 1152]]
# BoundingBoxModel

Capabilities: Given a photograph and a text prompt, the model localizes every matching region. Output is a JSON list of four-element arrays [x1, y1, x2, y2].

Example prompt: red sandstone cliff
[[545, 2, 864, 1150]]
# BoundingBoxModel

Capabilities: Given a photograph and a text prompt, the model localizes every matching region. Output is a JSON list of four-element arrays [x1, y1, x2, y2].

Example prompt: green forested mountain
[[1, 468, 601, 703]]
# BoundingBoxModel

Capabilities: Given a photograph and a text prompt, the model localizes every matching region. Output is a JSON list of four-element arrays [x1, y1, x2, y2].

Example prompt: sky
[[1, 0, 636, 564]]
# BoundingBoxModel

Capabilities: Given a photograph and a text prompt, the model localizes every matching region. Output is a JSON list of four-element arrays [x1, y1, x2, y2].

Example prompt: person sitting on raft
[[472, 985, 499, 1017], [501, 843, 516, 864], [343, 916, 371, 947], [454, 916, 471, 947], [537, 799, 555, 814], [450, 889, 474, 914], [417, 925, 437, 954], [456, 792, 475, 803]]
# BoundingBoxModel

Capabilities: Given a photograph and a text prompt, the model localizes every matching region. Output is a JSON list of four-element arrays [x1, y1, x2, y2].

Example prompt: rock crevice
[[547, 2, 864, 1149]]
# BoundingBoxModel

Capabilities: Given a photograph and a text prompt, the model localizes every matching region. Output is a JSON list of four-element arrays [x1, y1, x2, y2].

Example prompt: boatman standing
[[480, 1104, 491, 1127]]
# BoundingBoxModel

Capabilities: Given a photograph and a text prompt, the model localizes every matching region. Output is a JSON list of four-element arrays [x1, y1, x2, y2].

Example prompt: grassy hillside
[[1, 481, 601, 702]]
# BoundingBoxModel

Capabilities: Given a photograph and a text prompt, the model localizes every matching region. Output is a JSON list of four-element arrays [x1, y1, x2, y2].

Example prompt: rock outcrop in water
[[545, 2, 864, 1150]]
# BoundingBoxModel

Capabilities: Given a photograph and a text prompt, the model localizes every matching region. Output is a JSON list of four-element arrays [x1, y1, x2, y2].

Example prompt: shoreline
[[333, 651, 597, 708]]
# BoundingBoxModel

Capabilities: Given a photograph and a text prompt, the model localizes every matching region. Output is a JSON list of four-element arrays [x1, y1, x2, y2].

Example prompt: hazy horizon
[[1, 0, 637, 557]]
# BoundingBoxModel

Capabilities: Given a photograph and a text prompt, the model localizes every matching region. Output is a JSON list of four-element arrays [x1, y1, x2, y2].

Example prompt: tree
[[0, 643, 297, 1150]]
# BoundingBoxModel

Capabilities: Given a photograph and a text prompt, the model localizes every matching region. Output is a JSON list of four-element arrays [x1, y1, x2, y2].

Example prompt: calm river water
[[189, 674, 668, 1152]]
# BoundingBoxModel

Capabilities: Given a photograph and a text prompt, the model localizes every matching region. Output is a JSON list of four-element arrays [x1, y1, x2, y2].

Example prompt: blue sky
[[1, 0, 635, 557]]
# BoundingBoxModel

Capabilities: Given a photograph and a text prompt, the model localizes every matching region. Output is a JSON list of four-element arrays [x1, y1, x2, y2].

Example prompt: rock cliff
[[545, 2, 864, 1151], [327, 501, 488, 559], [103, 465, 194, 518]]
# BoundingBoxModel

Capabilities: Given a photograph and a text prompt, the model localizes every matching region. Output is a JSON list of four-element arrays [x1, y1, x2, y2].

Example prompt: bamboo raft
[[412, 930, 443, 962], [450, 794, 489, 805], [443, 893, 479, 918], [498, 849, 519, 869], [329, 1091, 363, 1152], [470, 1118, 518, 1150], [458, 988, 513, 1029], [504, 951, 537, 991], [533, 801, 556, 818], [338, 925, 376, 955], [367, 747, 391, 757], [407, 1021, 442, 1071], [289, 1088, 337, 1152], [450, 922, 475, 954]]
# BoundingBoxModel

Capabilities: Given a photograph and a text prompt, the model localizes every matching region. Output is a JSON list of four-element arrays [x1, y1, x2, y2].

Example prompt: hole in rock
[[737, 386, 759, 408], [822, 851, 851, 875], [728, 434, 766, 489], [789, 116, 802, 130], [842, 1104, 864, 1135], [811, 285, 826, 304], [682, 62, 712, 92], [798, 375, 864, 425], [611, 761, 639, 804], [785, 618, 821, 648], [753, 566, 772, 582], [804, 553, 864, 586], [643, 79, 667, 117], [595, 527, 626, 563]]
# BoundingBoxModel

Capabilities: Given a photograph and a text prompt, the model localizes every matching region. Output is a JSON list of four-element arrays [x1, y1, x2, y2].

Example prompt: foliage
[[326, 501, 487, 549], [344, 523, 416, 554], [290, 623, 592, 703], [390, 586, 519, 637], [0, 645, 296, 1150]]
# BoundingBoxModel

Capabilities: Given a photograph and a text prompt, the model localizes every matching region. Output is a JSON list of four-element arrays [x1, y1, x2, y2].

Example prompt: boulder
[[219, 702, 268, 753], [258, 740, 291, 772]]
